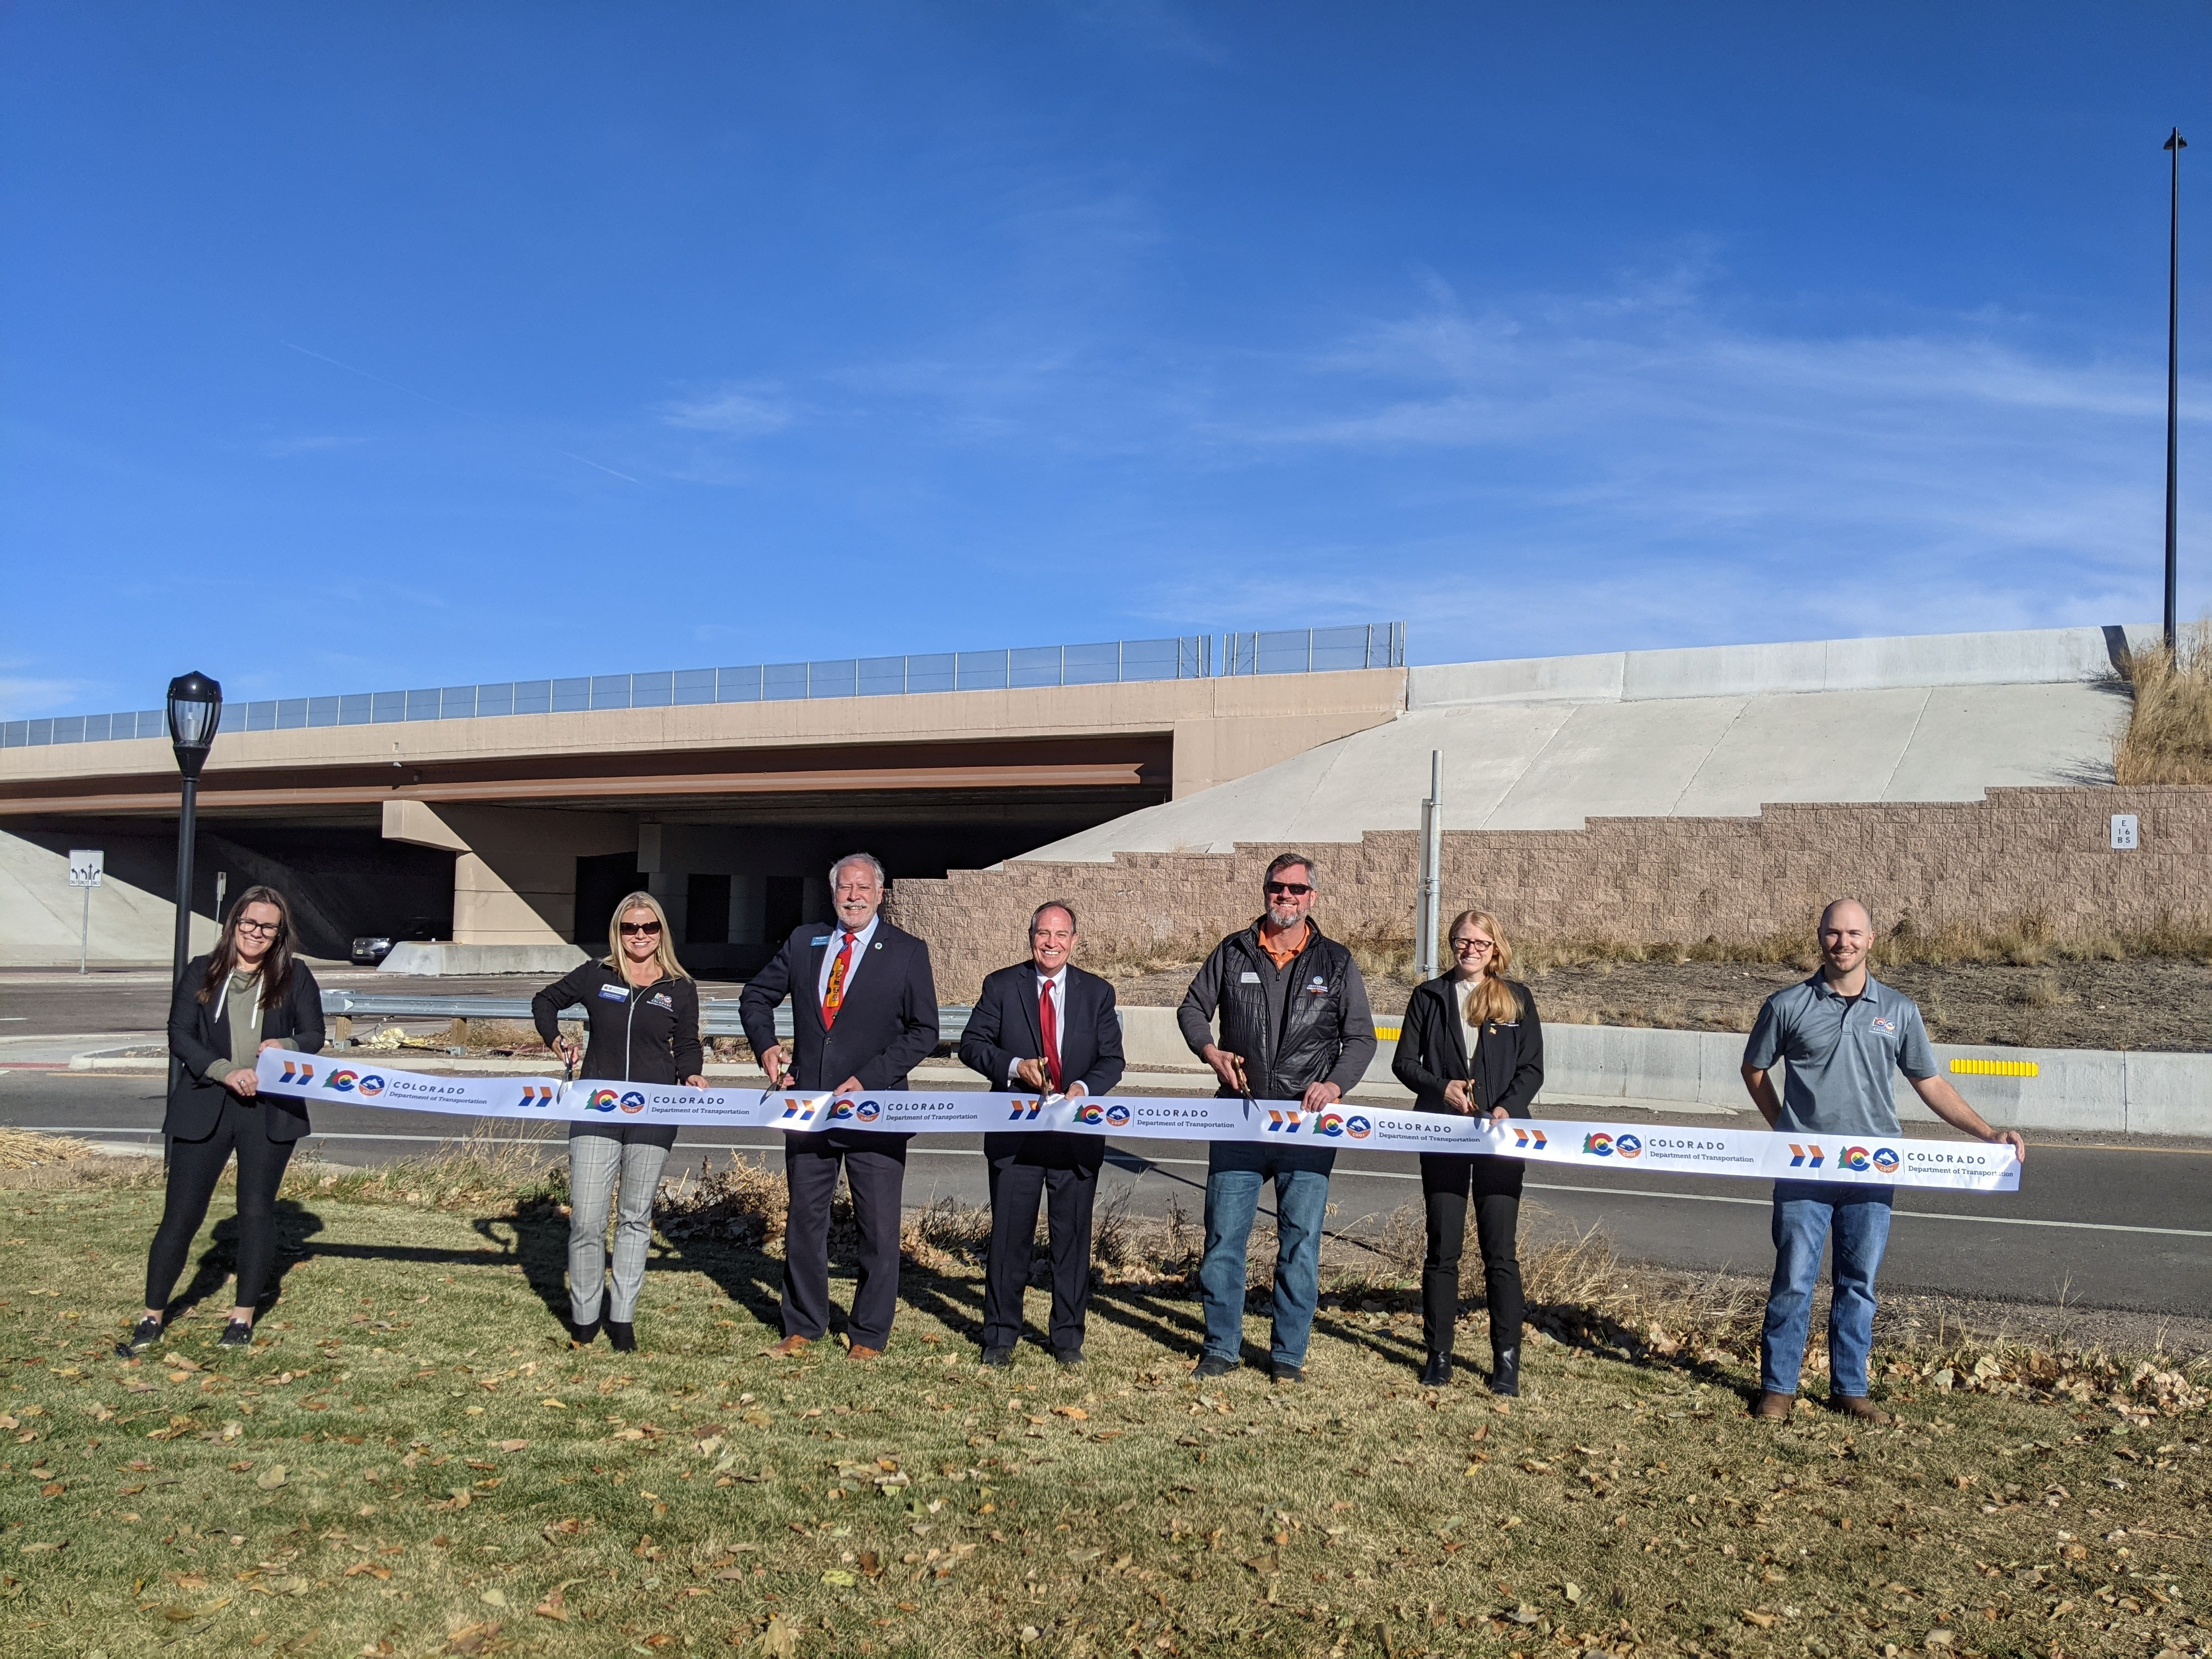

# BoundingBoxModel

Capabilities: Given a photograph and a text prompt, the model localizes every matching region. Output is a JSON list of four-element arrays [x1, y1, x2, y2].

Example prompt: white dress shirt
[[1007, 967, 1067, 1087], [815, 913, 882, 1011]]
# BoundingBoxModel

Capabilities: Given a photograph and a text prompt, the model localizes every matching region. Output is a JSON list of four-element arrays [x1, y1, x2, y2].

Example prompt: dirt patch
[[1102, 956, 2212, 1051]]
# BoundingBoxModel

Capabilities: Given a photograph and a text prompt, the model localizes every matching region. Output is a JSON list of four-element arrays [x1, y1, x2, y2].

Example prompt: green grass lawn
[[1, 1158, 2206, 1659]]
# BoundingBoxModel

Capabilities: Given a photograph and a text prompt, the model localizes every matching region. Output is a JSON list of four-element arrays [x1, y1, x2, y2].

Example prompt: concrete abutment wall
[[888, 786, 2212, 1002]]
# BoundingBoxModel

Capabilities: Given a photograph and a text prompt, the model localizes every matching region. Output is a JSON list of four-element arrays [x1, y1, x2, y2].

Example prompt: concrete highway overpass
[[0, 622, 2146, 970]]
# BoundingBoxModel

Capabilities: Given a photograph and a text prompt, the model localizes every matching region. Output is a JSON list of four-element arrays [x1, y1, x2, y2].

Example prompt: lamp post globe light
[[166, 671, 222, 989]]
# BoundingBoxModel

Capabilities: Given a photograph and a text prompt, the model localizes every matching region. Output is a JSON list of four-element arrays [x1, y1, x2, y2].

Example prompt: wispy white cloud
[[658, 384, 795, 437], [0, 674, 98, 721]]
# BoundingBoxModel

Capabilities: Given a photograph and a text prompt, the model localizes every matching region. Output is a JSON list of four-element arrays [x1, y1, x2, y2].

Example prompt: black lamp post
[[166, 672, 223, 989], [2166, 127, 2187, 653]]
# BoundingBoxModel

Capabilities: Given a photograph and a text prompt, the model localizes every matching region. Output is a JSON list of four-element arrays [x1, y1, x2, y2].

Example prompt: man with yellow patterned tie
[[740, 854, 939, 1360]]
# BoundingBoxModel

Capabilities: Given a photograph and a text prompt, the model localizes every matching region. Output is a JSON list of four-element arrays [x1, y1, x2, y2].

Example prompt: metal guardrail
[[320, 989, 972, 1048], [4, 622, 1404, 748]]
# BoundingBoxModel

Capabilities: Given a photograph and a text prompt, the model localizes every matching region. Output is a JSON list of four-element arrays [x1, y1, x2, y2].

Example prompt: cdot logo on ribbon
[[1103, 1104, 1131, 1127], [855, 1100, 882, 1124], [1511, 1127, 1548, 1152], [277, 1059, 317, 1086], [780, 1097, 823, 1124], [1788, 1143, 1826, 1168], [1075, 1101, 1107, 1126], [1613, 1133, 1642, 1160], [1265, 1109, 1304, 1135], [1344, 1115, 1372, 1140], [519, 1085, 556, 1105], [1007, 1099, 1043, 1122], [325, 1068, 360, 1093], [618, 1091, 646, 1115], [1314, 1112, 1346, 1138], [1871, 1147, 1900, 1175], [1582, 1132, 1617, 1158], [357, 1074, 386, 1098], [587, 1088, 622, 1114]]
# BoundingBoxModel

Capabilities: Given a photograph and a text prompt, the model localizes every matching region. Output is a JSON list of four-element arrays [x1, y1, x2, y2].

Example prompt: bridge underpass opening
[[2, 733, 1172, 973]]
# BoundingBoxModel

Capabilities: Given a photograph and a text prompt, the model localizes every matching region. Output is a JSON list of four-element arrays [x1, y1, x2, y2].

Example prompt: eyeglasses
[[1451, 938, 1494, 953], [1263, 881, 1313, 896], [235, 919, 280, 938], [618, 921, 663, 936]]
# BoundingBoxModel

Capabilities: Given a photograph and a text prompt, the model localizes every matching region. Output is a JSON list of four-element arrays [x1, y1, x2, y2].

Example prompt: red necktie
[[823, 932, 857, 1028], [1038, 979, 1062, 1092]]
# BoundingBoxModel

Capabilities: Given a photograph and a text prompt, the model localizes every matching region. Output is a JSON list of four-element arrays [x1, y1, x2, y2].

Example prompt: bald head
[[1817, 899, 1874, 988]]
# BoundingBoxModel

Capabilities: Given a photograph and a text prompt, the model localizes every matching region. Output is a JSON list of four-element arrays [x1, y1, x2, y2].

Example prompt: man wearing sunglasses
[[1177, 853, 1377, 1383]]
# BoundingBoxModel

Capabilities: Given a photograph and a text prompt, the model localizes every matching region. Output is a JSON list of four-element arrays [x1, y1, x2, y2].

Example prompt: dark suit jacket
[[740, 918, 940, 1120], [167, 955, 325, 1142], [1390, 975, 1544, 1119], [961, 960, 1126, 1164]]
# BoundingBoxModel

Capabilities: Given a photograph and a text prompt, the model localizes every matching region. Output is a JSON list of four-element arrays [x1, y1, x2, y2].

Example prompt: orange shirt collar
[[1257, 918, 1309, 969]]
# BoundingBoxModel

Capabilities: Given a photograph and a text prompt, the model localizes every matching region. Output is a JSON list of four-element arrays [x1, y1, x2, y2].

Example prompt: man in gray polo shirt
[[1742, 899, 2025, 1424]]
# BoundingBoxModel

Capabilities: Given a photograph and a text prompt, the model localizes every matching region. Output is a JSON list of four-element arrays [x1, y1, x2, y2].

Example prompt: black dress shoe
[[1489, 1346, 1520, 1397], [605, 1320, 637, 1353], [1269, 1362, 1304, 1385], [218, 1319, 253, 1348], [1192, 1355, 1237, 1380], [1420, 1352, 1453, 1387], [1052, 1346, 1084, 1368], [116, 1316, 163, 1359], [980, 1345, 1015, 1368], [568, 1317, 601, 1347]]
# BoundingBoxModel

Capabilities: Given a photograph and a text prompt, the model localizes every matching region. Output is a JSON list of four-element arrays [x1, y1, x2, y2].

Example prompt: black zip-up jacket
[[1176, 918, 1376, 1101], [1391, 974, 1544, 1120], [532, 961, 703, 1148]]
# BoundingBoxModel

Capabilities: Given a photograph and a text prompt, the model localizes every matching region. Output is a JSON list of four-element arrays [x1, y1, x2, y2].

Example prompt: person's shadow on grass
[[167, 1200, 324, 1323]]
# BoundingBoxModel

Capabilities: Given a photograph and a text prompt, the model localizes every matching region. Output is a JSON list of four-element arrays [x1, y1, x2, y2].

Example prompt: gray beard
[[1265, 906, 1301, 930]]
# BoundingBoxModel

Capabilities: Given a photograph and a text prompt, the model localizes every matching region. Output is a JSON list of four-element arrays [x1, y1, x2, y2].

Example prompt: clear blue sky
[[3, 3, 2207, 718]]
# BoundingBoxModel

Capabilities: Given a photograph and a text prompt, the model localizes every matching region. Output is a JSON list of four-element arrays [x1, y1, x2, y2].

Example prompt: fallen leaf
[[760, 1613, 799, 1657], [821, 1569, 857, 1587], [496, 1440, 529, 1453], [442, 1623, 500, 1656], [255, 1466, 287, 1490], [538, 1398, 566, 1409], [1052, 1406, 1088, 1420], [1741, 1610, 1776, 1629], [479, 1588, 508, 1607]]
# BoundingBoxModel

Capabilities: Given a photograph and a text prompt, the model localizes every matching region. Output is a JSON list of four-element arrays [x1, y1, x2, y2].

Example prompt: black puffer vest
[[1211, 922, 1362, 1101]]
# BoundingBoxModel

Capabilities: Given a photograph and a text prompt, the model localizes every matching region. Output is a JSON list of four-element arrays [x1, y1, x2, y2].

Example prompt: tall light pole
[[2166, 128, 2188, 653], [166, 672, 223, 989]]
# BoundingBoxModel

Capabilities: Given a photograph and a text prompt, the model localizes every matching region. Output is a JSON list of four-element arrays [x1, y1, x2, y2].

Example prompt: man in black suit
[[740, 853, 939, 1361], [957, 900, 1126, 1367]]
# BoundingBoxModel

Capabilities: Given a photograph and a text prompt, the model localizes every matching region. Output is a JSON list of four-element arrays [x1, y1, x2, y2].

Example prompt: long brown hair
[[601, 891, 690, 982], [1447, 907, 1523, 1028], [197, 885, 298, 1011]]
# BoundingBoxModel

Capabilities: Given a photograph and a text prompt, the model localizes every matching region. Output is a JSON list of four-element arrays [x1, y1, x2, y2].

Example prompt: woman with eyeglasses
[[1391, 909, 1544, 1392], [121, 886, 325, 1356], [531, 892, 703, 1352]]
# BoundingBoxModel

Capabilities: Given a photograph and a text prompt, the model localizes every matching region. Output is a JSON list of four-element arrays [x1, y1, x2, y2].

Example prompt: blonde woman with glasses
[[531, 893, 703, 1352], [1391, 908, 1544, 1392]]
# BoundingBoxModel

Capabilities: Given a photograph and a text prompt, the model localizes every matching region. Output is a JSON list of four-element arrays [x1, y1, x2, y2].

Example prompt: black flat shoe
[[1420, 1352, 1453, 1387], [979, 1345, 1014, 1368], [218, 1320, 253, 1348], [1192, 1355, 1236, 1380], [605, 1320, 637, 1353], [568, 1318, 601, 1347], [1052, 1346, 1084, 1368], [1489, 1346, 1520, 1398], [115, 1316, 163, 1359], [1269, 1362, 1304, 1385]]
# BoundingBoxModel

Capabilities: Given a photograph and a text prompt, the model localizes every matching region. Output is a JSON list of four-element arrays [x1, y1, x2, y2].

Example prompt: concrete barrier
[[378, 942, 586, 976], [1115, 1004, 2206, 1136]]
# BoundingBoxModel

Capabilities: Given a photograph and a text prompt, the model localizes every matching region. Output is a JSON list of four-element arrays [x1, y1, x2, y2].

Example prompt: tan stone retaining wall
[[888, 786, 2212, 1002]]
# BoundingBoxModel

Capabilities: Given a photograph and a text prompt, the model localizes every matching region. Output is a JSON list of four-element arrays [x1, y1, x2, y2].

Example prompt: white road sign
[[68, 849, 104, 888]]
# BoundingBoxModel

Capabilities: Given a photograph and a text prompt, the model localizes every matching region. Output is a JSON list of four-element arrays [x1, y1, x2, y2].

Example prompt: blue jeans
[[1760, 1181, 1894, 1398], [1199, 1141, 1335, 1368]]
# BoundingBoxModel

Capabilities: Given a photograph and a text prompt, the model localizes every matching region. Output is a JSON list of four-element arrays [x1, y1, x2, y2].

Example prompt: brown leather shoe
[[1829, 1395, 1891, 1425], [1751, 1390, 1796, 1420], [847, 1344, 883, 1362], [764, 1334, 812, 1358]]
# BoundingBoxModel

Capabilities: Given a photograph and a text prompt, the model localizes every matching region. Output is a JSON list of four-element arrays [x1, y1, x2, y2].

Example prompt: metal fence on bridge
[[2, 622, 1405, 748]]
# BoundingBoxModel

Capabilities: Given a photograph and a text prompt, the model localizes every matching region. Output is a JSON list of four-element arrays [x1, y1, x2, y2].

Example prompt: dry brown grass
[[2116, 617, 2212, 784], [0, 1124, 97, 1169]]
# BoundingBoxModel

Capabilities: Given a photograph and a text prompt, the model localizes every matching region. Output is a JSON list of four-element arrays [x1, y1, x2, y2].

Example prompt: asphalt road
[[7, 1069, 2207, 1319]]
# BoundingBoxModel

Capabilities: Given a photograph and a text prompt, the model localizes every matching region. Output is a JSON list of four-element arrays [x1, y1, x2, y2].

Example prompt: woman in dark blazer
[[1391, 907, 1544, 1393], [531, 891, 703, 1353], [121, 885, 324, 1356]]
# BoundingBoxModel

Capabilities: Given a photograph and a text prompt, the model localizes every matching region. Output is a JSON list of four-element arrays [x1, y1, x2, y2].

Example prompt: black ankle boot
[[568, 1317, 601, 1347], [606, 1319, 637, 1353], [1490, 1345, 1520, 1397], [1420, 1352, 1453, 1387]]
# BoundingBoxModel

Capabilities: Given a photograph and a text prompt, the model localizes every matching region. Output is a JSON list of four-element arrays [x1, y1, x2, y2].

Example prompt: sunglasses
[[618, 920, 663, 936], [1263, 881, 1313, 897]]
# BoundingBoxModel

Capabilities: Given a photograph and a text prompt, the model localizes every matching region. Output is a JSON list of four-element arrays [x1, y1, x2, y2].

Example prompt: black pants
[[781, 1132, 907, 1350], [145, 1094, 297, 1313], [981, 1133, 1102, 1354], [1419, 1152, 1524, 1361]]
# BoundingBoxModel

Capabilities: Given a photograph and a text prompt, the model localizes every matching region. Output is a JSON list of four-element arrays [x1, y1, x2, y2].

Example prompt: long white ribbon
[[254, 1052, 2020, 1192]]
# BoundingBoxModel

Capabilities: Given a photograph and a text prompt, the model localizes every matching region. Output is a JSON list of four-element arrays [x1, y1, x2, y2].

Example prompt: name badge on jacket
[[1239, 972, 1262, 985], [597, 983, 630, 1002]]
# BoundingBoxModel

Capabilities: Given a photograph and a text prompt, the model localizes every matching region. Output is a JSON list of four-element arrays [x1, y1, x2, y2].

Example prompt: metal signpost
[[68, 848, 103, 975], [1415, 750, 1443, 983]]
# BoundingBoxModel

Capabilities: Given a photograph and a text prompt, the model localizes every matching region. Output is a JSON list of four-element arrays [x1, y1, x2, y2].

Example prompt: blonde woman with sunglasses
[[1391, 908, 1544, 1392], [531, 893, 703, 1352]]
